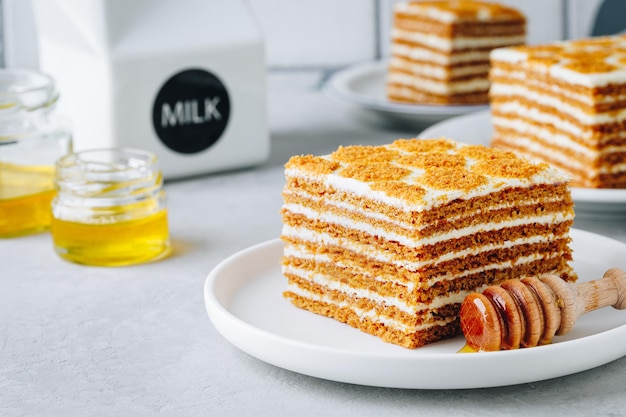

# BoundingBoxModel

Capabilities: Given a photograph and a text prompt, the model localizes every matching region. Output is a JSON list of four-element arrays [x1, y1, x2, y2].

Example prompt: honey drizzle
[[0, 162, 55, 237]]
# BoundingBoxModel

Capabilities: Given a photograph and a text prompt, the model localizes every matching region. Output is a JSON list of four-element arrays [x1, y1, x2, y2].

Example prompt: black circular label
[[152, 69, 230, 154]]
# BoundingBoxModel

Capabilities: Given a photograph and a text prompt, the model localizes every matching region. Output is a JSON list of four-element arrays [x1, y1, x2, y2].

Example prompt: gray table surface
[[2, 87, 626, 417]]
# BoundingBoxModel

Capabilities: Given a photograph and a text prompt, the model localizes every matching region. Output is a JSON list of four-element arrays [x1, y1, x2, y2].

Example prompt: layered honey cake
[[490, 35, 626, 188], [280, 138, 576, 348], [387, 0, 525, 105]]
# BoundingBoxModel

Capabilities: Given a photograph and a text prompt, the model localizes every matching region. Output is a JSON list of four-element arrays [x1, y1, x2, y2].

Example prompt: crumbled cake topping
[[370, 181, 426, 204], [284, 155, 339, 175], [562, 60, 618, 74], [417, 167, 488, 191], [400, 0, 525, 22], [338, 162, 411, 182], [458, 145, 546, 178], [396, 152, 466, 169], [493, 34, 626, 82], [391, 138, 455, 153], [471, 154, 545, 179], [331, 145, 399, 164], [285, 138, 566, 207]]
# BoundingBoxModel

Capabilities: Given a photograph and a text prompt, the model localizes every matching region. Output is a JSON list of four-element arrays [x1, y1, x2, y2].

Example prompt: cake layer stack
[[387, 0, 525, 105], [280, 138, 576, 348], [490, 35, 626, 188]]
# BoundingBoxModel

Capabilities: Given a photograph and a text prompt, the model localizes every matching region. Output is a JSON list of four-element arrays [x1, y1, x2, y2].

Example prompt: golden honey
[[51, 148, 170, 266], [51, 210, 170, 266], [457, 343, 477, 353], [0, 162, 56, 236], [0, 69, 72, 237]]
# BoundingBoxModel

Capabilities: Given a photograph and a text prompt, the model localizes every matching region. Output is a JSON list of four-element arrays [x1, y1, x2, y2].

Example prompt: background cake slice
[[281, 138, 576, 348], [490, 34, 626, 188], [387, 0, 525, 105]]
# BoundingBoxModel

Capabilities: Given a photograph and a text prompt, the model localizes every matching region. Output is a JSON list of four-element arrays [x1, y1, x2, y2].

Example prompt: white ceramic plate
[[204, 230, 626, 389], [419, 110, 626, 218], [322, 61, 489, 125]]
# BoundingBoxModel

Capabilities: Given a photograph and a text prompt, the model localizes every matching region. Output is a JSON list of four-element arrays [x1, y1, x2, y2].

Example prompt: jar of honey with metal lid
[[51, 148, 170, 266], [0, 69, 72, 237]]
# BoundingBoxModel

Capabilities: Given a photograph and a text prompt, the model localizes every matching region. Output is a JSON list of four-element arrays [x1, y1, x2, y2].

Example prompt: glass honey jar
[[0, 69, 72, 237], [51, 148, 171, 266]]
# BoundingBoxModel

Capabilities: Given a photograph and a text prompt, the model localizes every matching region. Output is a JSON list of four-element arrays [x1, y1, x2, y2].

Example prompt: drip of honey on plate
[[457, 343, 477, 353]]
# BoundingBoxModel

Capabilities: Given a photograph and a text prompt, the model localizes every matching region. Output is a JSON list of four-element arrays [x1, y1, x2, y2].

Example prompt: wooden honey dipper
[[460, 268, 626, 351]]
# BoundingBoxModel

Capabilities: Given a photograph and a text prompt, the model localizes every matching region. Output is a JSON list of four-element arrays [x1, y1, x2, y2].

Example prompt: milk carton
[[31, 0, 269, 179]]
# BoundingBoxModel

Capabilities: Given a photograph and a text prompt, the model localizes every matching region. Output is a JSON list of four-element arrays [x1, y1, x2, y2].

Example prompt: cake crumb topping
[[370, 181, 426, 204], [498, 34, 626, 78], [402, 0, 525, 22], [391, 138, 455, 153], [397, 152, 466, 169], [331, 145, 399, 164], [285, 138, 563, 206], [562, 60, 618, 74], [338, 162, 411, 182], [417, 167, 488, 191], [471, 155, 544, 179], [285, 155, 340, 174]]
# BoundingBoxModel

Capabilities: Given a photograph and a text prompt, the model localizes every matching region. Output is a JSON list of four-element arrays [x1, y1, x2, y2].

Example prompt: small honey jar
[[51, 148, 171, 266], [0, 69, 72, 237]]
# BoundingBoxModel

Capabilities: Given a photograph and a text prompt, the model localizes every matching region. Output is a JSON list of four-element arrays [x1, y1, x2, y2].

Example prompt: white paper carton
[[31, 0, 269, 179]]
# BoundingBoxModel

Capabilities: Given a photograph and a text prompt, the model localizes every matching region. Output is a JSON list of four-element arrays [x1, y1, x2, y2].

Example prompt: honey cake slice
[[490, 34, 626, 188], [280, 138, 576, 348], [387, 0, 525, 105]]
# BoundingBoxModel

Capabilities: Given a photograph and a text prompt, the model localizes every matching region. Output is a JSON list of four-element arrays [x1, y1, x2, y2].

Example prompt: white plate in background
[[204, 233, 626, 389], [323, 61, 489, 126], [419, 111, 626, 218]]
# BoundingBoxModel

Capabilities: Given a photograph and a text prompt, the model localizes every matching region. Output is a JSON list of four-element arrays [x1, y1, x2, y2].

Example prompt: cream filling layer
[[490, 67, 601, 105], [493, 101, 589, 138], [388, 72, 489, 94], [284, 187, 563, 232], [492, 133, 590, 175], [391, 44, 491, 65], [491, 131, 626, 175], [493, 116, 626, 161], [490, 83, 626, 125], [282, 234, 567, 288], [390, 56, 490, 79], [286, 282, 455, 333], [392, 29, 524, 52], [285, 251, 566, 333], [282, 202, 573, 248], [284, 264, 471, 314]]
